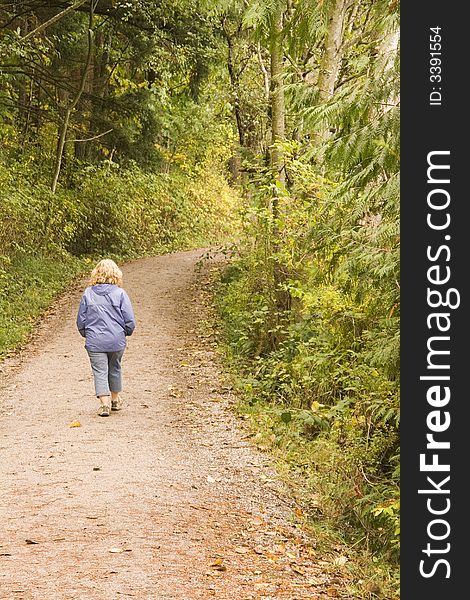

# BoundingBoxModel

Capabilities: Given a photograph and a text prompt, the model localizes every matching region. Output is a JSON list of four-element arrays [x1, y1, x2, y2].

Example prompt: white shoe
[[111, 396, 122, 411], [98, 404, 110, 417]]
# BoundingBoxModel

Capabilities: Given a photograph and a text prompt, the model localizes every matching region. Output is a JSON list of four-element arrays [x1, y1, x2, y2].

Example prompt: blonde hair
[[89, 259, 123, 286]]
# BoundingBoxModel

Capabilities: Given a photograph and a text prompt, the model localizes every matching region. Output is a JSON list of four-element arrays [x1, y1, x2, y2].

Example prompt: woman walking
[[76, 259, 135, 416]]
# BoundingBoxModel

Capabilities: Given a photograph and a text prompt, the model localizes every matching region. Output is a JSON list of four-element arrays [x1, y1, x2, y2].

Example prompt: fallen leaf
[[291, 566, 305, 575], [365, 582, 381, 595], [69, 420, 81, 428], [310, 494, 321, 507], [249, 517, 264, 526], [306, 578, 324, 586], [25, 539, 39, 545], [108, 547, 124, 553], [210, 558, 224, 566], [234, 546, 250, 554], [333, 555, 348, 567], [167, 385, 183, 398]]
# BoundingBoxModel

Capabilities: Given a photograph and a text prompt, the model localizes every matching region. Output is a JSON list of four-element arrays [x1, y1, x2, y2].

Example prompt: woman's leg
[[108, 351, 124, 409], [86, 350, 111, 413]]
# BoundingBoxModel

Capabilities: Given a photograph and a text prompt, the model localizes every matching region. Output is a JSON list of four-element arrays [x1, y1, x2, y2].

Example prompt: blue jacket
[[76, 284, 136, 352]]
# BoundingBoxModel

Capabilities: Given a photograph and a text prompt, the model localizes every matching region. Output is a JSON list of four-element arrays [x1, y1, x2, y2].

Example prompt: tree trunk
[[257, 43, 270, 101], [317, 0, 348, 103], [268, 7, 291, 320], [51, 4, 95, 192], [315, 0, 348, 145], [16, 17, 30, 139], [228, 154, 242, 184], [226, 34, 245, 148], [75, 27, 109, 161], [269, 7, 286, 187], [377, 26, 399, 112]]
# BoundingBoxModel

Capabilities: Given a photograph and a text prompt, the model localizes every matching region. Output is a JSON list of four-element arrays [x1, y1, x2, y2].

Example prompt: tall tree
[[269, 4, 285, 186], [317, 0, 348, 103], [51, 1, 96, 192]]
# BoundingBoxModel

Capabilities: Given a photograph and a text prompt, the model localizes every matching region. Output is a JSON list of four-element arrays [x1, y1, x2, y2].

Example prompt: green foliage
[[0, 0, 241, 358], [65, 162, 239, 256], [229, 390, 400, 596], [213, 2, 400, 579], [0, 137, 239, 255], [217, 133, 399, 561], [0, 0, 224, 178], [0, 156, 240, 356], [0, 252, 89, 358]]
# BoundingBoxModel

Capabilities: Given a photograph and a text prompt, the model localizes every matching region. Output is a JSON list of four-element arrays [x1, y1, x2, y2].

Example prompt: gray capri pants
[[86, 350, 124, 397]]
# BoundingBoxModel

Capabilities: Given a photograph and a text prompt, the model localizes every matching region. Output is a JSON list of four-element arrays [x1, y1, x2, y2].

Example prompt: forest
[[0, 1, 399, 597]]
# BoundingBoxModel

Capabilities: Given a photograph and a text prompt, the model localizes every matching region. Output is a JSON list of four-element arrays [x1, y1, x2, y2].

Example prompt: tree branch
[[51, 0, 96, 192], [66, 127, 113, 143], [21, 0, 89, 41], [257, 43, 270, 100]]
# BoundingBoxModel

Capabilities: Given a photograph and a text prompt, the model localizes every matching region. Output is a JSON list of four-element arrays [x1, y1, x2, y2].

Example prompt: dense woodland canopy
[[1, 0, 399, 594]]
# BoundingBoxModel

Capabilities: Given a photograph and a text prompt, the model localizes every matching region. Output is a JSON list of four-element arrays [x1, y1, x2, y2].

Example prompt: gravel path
[[0, 250, 344, 600]]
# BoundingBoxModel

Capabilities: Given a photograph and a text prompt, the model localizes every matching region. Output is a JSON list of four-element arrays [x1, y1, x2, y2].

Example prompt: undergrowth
[[231, 387, 400, 600], [193, 246, 400, 599], [0, 252, 89, 358], [210, 142, 399, 598]]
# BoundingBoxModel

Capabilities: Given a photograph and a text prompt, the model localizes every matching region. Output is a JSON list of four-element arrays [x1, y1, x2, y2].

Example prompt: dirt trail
[[0, 250, 344, 600]]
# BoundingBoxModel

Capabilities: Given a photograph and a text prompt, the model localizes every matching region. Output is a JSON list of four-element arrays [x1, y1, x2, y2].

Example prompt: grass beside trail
[[0, 252, 91, 359]]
